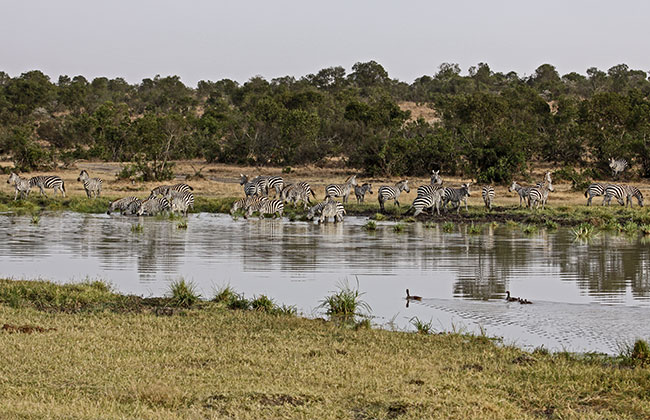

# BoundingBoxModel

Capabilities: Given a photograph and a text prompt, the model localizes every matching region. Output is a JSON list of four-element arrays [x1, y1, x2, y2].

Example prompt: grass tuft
[[318, 279, 371, 323], [521, 224, 538, 235], [362, 220, 377, 231], [442, 222, 455, 233], [131, 223, 144, 233], [410, 317, 434, 335], [30, 214, 40, 225], [167, 279, 200, 308], [392, 223, 404, 233], [571, 222, 596, 240], [176, 219, 188, 229], [373, 213, 386, 221], [467, 223, 481, 234]]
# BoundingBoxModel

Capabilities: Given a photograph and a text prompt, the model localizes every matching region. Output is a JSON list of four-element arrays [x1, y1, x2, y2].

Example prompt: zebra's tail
[[61, 181, 66, 193], [584, 189, 588, 198], [188, 185, 194, 191]]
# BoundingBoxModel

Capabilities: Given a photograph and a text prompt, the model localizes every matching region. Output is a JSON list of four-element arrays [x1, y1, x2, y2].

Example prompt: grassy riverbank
[[1, 279, 649, 419], [3, 191, 650, 230]]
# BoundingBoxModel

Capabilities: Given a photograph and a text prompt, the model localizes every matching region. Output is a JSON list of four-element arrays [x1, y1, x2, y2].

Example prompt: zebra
[[602, 184, 644, 207], [307, 199, 346, 222], [264, 176, 284, 197], [318, 200, 341, 224], [482, 185, 495, 210], [281, 183, 312, 209], [442, 183, 471, 214], [7, 172, 31, 200], [609, 158, 628, 179], [245, 196, 270, 218], [378, 180, 410, 212], [231, 196, 253, 215], [527, 178, 554, 210], [137, 197, 171, 216], [165, 190, 194, 216], [354, 183, 373, 203], [149, 183, 193, 200], [77, 170, 102, 198], [509, 181, 531, 207], [410, 188, 445, 216], [258, 199, 284, 219], [281, 181, 315, 202], [430, 169, 443, 186], [325, 175, 358, 203], [107, 196, 141, 215], [29, 175, 65, 197], [417, 184, 443, 198], [584, 183, 606, 206]]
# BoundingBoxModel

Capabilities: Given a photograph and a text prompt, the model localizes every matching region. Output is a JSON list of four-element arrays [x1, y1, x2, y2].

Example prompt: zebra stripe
[[107, 196, 141, 215], [7, 172, 31, 200], [509, 181, 531, 207], [166, 191, 194, 216], [77, 170, 102, 198], [307, 199, 346, 222], [410, 189, 444, 217], [265, 176, 284, 197], [149, 183, 193, 199], [603, 184, 644, 207], [325, 175, 357, 203], [245, 196, 270, 218], [29, 175, 65, 197], [482, 185, 495, 210], [609, 158, 628, 178], [258, 199, 284, 219], [378, 180, 410, 212], [584, 183, 606, 206], [528, 179, 554, 210], [416, 184, 443, 198], [442, 183, 471, 214], [137, 197, 171, 216], [354, 183, 373, 203]]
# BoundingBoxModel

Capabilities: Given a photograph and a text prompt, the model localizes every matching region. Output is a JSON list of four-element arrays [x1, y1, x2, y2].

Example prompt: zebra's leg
[[379, 197, 385, 213], [587, 195, 592, 206], [14, 188, 18, 201], [395, 199, 400, 208]]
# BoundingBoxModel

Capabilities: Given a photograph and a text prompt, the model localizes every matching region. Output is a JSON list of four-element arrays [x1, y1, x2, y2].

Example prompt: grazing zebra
[[281, 183, 312, 209], [77, 170, 102, 198], [165, 191, 194, 216], [442, 183, 471, 214], [29, 175, 65, 197], [318, 200, 341, 224], [325, 175, 358, 203], [509, 181, 531, 207], [410, 188, 445, 216], [245, 196, 270, 218], [307, 199, 346, 222], [137, 197, 171, 216], [609, 158, 628, 178], [602, 184, 644, 207], [378, 180, 410, 212], [149, 183, 193, 199], [584, 183, 606, 206], [258, 199, 284, 219], [107, 196, 141, 215], [482, 185, 495, 210], [527, 178, 554, 210], [7, 172, 31, 200], [354, 183, 373, 203], [230, 196, 252, 215]]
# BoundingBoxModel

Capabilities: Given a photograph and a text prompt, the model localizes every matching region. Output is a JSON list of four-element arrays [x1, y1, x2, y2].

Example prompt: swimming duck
[[505, 291, 519, 302], [518, 298, 533, 305], [406, 289, 422, 301]]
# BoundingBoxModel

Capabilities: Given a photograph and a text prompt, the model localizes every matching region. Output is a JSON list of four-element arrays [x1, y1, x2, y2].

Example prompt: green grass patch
[[392, 223, 405, 233], [442, 222, 455, 232], [177, 219, 188, 229], [362, 220, 377, 231], [571, 222, 597, 240], [166, 279, 200, 308], [467, 223, 481, 234], [131, 223, 143, 233], [410, 317, 434, 335], [318, 280, 371, 323]]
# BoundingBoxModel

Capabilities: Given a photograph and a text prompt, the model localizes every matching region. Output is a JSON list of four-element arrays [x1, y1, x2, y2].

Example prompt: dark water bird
[[406, 289, 422, 301], [505, 291, 519, 302], [518, 298, 533, 305]]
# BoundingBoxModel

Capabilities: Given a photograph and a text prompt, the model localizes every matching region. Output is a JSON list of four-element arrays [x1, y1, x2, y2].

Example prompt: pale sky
[[1, 0, 649, 86]]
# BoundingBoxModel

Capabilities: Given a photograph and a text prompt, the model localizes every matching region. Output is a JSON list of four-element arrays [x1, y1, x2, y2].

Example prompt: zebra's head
[[7, 172, 17, 184], [364, 183, 373, 194], [636, 189, 644, 207], [508, 181, 518, 192], [77, 170, 89, 182], [462, 183, 471, 196], [544, 171, 552, 184], [431, 170, 442, 185], [239, 174, 248, 185], [397, 180, 410, 193]]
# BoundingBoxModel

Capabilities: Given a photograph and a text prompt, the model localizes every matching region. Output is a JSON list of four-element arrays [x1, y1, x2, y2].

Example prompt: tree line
[[1, 61, 649, 183]]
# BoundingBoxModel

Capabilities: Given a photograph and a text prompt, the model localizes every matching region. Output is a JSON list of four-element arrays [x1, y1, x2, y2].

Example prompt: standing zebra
[[354, 183, 373, 203], [240, 174, 260, 197], [602, 184, 644, 207], [7, 172, 31, 200], [410, 188, 445, 216], [378, 180, 410, 212], [264, 176, 284, 197], [417, 170, 443, 197], [107, 196, 141, 215], [442, 183, 471, 214], [149, 183, 193, 199], [527, 178, 554, 210], [482, 185, 495, 210], [508, 181, 530, 207], [29, 175, 65, 197], [77, 170, 102, 198], [584, 183, 606, 206], [307, 199, 346, 222], [609, 158, 628, 179], [325, 175, 357, 203], [137, 197, 171, 216], [165, 190, 194, 216], [430, 169, 443, 186], [318, 200, 341, 224], [258, 199, 284, 219]]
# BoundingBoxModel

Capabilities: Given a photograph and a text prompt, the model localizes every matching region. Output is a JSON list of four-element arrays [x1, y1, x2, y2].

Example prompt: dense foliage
[[1, 62, 650, 182]]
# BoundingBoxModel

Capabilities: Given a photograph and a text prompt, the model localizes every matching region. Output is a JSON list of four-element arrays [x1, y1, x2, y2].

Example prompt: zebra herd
[[107, 183, 195, 216], [584, 183, 644, 207], [7, 172, 66, 200]]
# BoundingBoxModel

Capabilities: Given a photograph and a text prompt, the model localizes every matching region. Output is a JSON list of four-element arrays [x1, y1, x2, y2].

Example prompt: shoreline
[[1, 279, 649, 418]]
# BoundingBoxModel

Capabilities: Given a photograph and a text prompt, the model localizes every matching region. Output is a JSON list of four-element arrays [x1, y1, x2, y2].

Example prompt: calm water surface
[[1, 212, 649, 354]]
